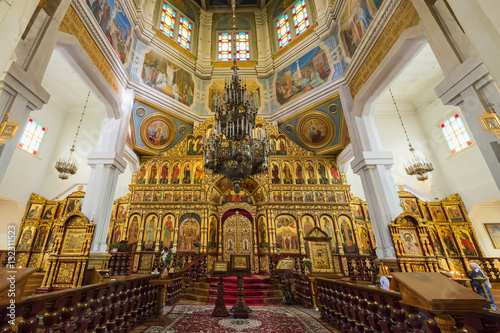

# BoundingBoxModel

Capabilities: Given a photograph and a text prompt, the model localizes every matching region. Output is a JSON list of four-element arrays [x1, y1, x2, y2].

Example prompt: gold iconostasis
[[14, 117, 493, 279]]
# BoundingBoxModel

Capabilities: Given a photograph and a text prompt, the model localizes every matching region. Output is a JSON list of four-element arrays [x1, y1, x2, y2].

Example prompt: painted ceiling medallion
[[140, 114, 175, 150], [296, 111, 335, 150]]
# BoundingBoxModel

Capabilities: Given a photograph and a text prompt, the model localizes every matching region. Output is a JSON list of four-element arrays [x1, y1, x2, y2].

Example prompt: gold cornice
[[272, 23, 319, 60], [212, 61, 257, 67], [134, 97, 195, 125], [278, 93, 340, 124]]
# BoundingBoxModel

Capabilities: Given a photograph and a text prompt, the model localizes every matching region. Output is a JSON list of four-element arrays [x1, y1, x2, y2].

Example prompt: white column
[[435, 58, 500, 189], [86, 154, 127, 253], [195, 10, 213, 80], [446, 0, 500, 87], [254, 10, 273, 78], [85, 89, 134, 253], [340, 85, 400, 259]]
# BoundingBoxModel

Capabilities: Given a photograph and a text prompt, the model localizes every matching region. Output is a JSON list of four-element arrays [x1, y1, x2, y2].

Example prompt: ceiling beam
[[259, 0, 265, 9], [201, 0, 208, 10]]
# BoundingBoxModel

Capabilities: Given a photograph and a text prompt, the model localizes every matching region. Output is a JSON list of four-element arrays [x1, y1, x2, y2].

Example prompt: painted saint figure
[[295, 163, 304, 184], [182, 164, 191, 184], [160, 163, 169, 184]]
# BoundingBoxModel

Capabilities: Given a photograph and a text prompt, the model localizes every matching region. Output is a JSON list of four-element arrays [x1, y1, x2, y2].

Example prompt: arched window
[[18, 118, 45, 156], [218, 32, 250, 61], [178, 16, 192, 50], [160, 3, 176, 39], [159, 1, 194, 52], [292, 0, 310, 36], [276, 13, 291, 49]]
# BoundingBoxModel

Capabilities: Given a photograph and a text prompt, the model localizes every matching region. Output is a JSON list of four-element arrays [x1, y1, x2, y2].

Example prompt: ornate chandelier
[[389, 88, 433, 181], [203, 0, 270, 193], [55, 91, 90, 180]]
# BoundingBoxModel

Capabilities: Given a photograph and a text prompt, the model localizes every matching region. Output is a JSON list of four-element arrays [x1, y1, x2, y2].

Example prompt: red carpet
[[143, 305, 335, 333], [207, 275, 280, 306]]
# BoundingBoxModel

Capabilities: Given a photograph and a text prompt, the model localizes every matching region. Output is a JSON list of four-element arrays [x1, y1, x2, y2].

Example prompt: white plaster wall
[[0, 197, 25, 249], [469, 200, 500, 257], [416, 98, 500, 211], [115, 162, 133, 200], [373, 106, 450, 202], [39, 112, 104, 200]]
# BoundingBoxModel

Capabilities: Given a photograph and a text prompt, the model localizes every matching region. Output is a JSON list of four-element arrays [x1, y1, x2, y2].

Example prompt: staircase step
[[208, 289, 280, 297], [210, 277, 270, 284], [209, 282, 271, 290], [207, 295, 282, 306]]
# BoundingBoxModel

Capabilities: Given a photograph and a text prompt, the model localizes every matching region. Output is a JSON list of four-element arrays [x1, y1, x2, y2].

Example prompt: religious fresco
[[275, 215, 300, 254], [457, 229, 477, 256], [130, 100, 192, 154], [318, 162, 329, 185], [329, 162, 342, 185], [445, 205, 464, 222], [323, 25, 349, 80], [32, 226, 48, 252], [297, 113, 335, 150], [112, 226, 122, 243], [42, 205, 56, 220], [486, 224, 500, 249], [351, 204, 364, 221], [187, 138, 203, 155], [27, 204, 43, 219], [358, 227, 372, 255], [142, 214, 158, 251], [399, 229, 422, 256], [140, 115, 175, 151], [302, 215, 315, 237], [400, 198, 420, 217], [209, 79, 261, 112], [258, 215, 269, 253], [338, 215, 357, 254], [221, 190, 253, 205], [17, 226, 35, 252], [320, 215, 337, 253], [440, 229, 459, 256], [128, 214, 140, 244], [270, 137, 287, 155], [208, 215, 218, 252], [278, 97, 345, 154], [275, 46, 331, 105], [182, 162, 192, 184], [141, 50, 195, 106], [171, 162, 181, 184], [338, 0, 384, 60], [429, 205, 447, 222], [178, 213, 201, 252], [87, 0, 133, 64]]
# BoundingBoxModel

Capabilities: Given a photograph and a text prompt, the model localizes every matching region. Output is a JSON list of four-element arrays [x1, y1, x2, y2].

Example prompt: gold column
[[172, 211, 180, 251], [297, 212, 306, 255], [201, 209, 207, 253], [268, 209, 276, 254], [155, 211, 163, 252]]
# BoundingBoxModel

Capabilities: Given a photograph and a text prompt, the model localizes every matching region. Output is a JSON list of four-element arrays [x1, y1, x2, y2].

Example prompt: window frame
[[276, 13, 292, 49], [177, 15, 192, 51], [292, 0, 310, 37], [274, 0, 312, 51], [159, 3, 177, 39], [158, 1, 196, 54], [439, 113, 473, 155], [217, 31, 251, 62], [18, 118, 46, 156]]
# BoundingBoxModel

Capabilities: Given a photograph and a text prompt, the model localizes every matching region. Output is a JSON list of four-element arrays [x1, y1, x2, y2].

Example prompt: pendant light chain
[[70, 91, 91, 153], [389, 87, 412, 149]]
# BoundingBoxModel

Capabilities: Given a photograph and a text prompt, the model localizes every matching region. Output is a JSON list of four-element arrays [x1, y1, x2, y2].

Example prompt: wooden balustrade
[[292, 273, 314, 309], [108, 252, 133, 276], [0, 250, 9, 268], [0, 275, 162, 333], [316, 278, 500, 333], [165, 271, 183, 305], [341, 255, 378, 282]]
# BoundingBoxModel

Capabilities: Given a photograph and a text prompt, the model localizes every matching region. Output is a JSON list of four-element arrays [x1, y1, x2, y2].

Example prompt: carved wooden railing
[[0, 275, 162, 333], [175, 253, 207, 294], [341, 254, 378, 282], [316, 278, 500, 333], [292, 273, 314, 309], [268, 254, 307, 277], [108, 241, 136, 276], [469, 257, 500, 282], [165, 271, 183, 305], [0, 250, 9, 268]]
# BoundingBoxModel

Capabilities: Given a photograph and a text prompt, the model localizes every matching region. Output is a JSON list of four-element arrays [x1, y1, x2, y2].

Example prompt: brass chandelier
[[390, 88, 433, 181], [55, 91, 90, 180], [203, 0, 270, 193]]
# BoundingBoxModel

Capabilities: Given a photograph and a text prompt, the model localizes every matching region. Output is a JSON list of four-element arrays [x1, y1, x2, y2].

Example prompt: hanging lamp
[[389, 88, 434, 181], [55, 91, 91, 180]]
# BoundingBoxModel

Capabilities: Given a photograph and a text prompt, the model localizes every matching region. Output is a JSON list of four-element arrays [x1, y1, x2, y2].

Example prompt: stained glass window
[[276, 14, 291, 49], [178, 16, 192, 50], [292, 0, 310, 36], [18, 118, 45, 155], [218, 33, 232, 61], [236, 32, 250, 61], [440, 114, 472, 154], [160, 3, 176, 38]]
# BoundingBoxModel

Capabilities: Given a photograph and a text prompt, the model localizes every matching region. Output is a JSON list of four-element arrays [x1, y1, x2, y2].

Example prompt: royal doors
[[223, 211, 254, 272]]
